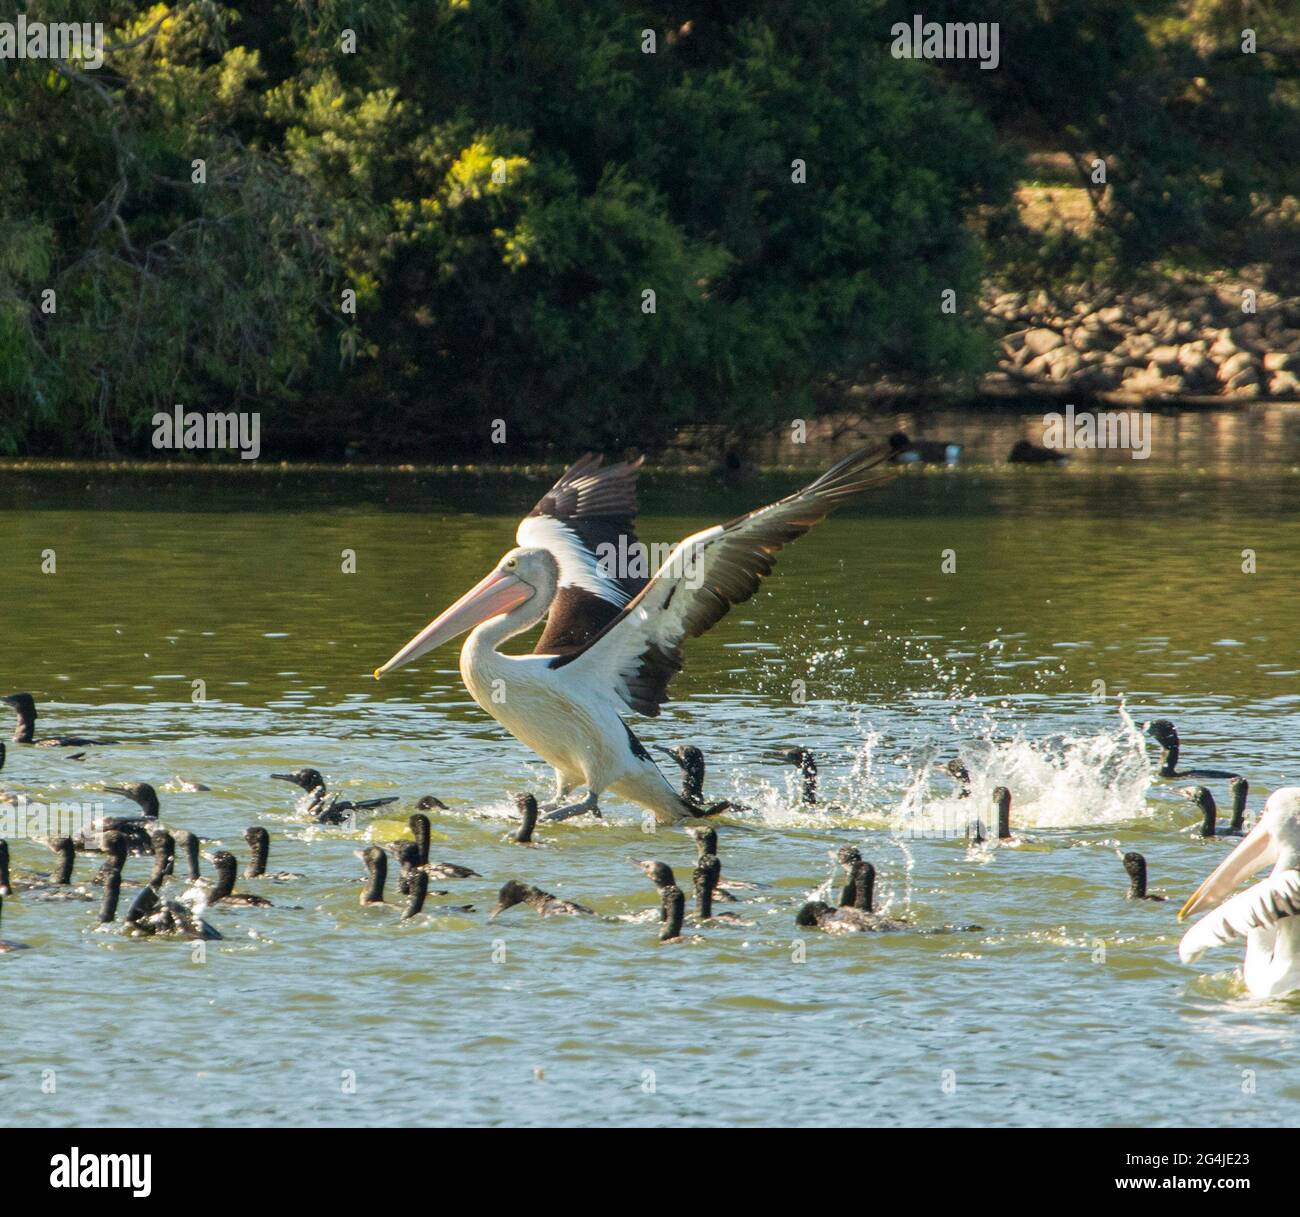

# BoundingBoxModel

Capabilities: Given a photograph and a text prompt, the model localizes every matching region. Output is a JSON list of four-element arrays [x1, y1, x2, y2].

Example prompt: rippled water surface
[[3, 438, 1300, 1127]]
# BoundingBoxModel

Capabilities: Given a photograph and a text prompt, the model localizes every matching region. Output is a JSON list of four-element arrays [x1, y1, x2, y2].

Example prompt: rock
[[1226, 366, 1260, 391], [1023, 353, 1053, 378], [1268, 369, 1300, 398], [1218, 351, 1258, 382], [1024, 328, 1064, 356], [1048, 349, 1081, 380], [1097, 306, 1125, 325], [1148, 345, 1181, 371], [1210, 334, 1240, 360], [1263, 351, 1295, 373]]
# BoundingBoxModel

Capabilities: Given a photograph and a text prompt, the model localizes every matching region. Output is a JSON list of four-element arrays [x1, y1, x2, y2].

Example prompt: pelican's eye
[[505, 558, 517, 570]]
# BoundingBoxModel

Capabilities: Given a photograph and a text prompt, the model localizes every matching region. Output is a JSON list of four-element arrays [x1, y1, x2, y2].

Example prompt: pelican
[[374, 445, 894, 824], [1179, 788, 1300, 998]]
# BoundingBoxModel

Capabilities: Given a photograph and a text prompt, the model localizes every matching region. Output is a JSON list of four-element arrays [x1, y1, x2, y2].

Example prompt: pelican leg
[[543, 790, 601, 822], [537, 771, 575, 813]]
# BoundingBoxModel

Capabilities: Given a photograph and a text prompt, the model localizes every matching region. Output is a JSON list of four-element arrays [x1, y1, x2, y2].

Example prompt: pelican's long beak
[[1179, 821, 1280, 921], [373, 569, 533, 679]]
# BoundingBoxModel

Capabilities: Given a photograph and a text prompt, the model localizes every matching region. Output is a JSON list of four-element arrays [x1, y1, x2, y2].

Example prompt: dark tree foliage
[[0, 1, 1296, 457]]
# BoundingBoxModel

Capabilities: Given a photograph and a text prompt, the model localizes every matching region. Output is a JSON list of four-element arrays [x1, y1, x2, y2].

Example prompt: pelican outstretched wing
[[519, 454, 648, 654], [555, 444, 895, 716], [1179, 869, 1300, 962]]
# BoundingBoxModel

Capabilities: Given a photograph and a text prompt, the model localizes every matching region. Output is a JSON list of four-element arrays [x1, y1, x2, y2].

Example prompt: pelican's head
[[374, 547, 557, 679], [1180, 788, 1300, 921]]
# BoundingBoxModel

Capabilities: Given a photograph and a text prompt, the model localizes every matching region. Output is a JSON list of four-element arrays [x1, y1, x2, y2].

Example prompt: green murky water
[[2, 425, 1300, 1126]]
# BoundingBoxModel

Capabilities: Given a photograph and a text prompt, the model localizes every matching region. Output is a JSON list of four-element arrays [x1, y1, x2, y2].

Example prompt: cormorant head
[[689, 825, 718, 856], [489, 879, 532, 920], [1181, 785, 1217, 835], [796, 901, 832, 927], [271, 768, 325, 793], [835, 844, 862, 868], [1122, 851, 1147, 886], [2, 693, 37, 742], [104, 782, 160, 818], [638, 860, 676, 890], [1144, 719, 1178, 748], [416, 795, 447, 810]]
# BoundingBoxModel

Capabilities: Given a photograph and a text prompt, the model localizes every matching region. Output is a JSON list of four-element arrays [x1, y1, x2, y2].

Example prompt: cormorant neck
[[1200, 798, 1217, 838], [994, 789, 1011, 840], [363, 854, 386, 904], [0, 842, 9, 895], [661, 887, 684, 941], [800, 757, 818, 805], [1128, 867, 1146, 899], [857, 863, 875, 913], [1159, 743, 1179, 777], [211, 860, 236, 901], [403, 870, 428, 919], [683, 762, 704, 804], [515, 797, 537, 843], [99, 870, 121, 923], [52, 840, 74, 885], [181, 835, 200, 880], [13, 715, 35, 744], [410, 816, 431, 865], [694, 857, 717, 919], [1230, 779, 1248, 832], [246, 831, 269, 878]]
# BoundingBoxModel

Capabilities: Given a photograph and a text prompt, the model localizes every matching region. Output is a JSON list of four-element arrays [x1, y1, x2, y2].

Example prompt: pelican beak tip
[[372, 668, 384, 681]]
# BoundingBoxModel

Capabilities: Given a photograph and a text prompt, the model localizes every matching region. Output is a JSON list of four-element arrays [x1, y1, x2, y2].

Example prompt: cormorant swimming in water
[[639, 861, 687, 943], [795, 900, 885, 933], [834, 849, 912, 930], [655, 745, 742, 815], [174, 830, 202, 882], [124, 876, 222, 940], [1007, 439, 1067, 464], [243, 826, 303, 881], [405, 813, 480, 879], [692, 854, 751, 925], [1181, 785, 1245, 839], [488, 880, 595, 920], [358, 846, 387, 906], [270, 768, 399, 824], [1228, 777, 1250, 835], [198, 852, 273, 907], [512, 793, 539, 845], [888, 431, 962, 465], [416, 795, 447, 811], [402, 869, 429, 920], [768, 746, 823, 806], [73, 782, 163, 855], [1144, 720, 1239, 780], [1122, 852, 1166, 901], [2, 693, 118, 747], [942, 759, 971, 798]]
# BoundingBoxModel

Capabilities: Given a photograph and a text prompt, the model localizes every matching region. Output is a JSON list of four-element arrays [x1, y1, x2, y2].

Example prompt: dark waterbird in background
[[1144, 719, 1240, 781], [888, 431, 962, 465], [2, 692, 118, 747], [1007, 439, 1067, 464], [511, 793, 539, 845]]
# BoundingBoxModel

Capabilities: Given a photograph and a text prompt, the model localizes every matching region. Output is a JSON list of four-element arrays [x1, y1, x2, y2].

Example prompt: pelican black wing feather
[[556, 444, 895, 715]]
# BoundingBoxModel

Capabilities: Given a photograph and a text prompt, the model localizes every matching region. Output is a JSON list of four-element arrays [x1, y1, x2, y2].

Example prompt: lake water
[[3, 422, 1300, 1127]]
